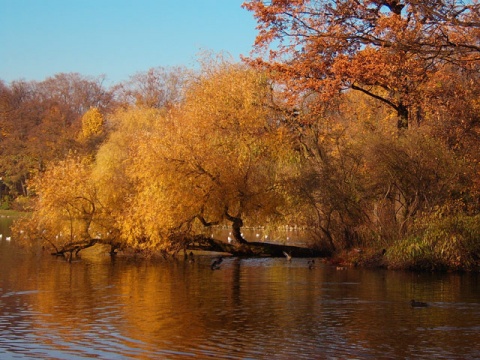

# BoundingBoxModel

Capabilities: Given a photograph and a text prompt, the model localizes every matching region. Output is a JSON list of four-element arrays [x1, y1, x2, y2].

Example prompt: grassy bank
[[0, 209, 28, 218], [328, 213, 480, 272]]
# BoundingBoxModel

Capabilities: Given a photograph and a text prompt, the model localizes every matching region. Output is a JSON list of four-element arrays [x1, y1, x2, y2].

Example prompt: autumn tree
[[78, 106, 106, 154], [0, 74, 114, 204], [93, 107, 171, 252], [18, 108, 170, 257], [241, 0, 480, 253], [243, 0, 480, 129], [0, 80, 36, 198], [114, 58, 296, 249], [113, 66, 190, 110], [18, 59, 299, 256], [14, 155, 122, 258], [80, 107, 104, 138], [36, 73, 114, 118]]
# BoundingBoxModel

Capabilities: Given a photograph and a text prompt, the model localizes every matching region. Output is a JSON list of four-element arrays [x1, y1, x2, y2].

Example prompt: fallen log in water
[[49, 234, 329, 261], [187, 235, 330, 258]]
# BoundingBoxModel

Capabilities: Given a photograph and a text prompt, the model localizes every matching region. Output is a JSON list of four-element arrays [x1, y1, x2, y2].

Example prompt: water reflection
[[0, 244, 479, 359]]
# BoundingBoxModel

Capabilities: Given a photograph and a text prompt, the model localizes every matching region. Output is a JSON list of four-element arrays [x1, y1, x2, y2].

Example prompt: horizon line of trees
[[1, 0, 479, 270]]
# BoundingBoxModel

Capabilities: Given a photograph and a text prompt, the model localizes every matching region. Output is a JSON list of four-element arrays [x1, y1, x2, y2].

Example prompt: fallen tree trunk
[[51, 237, 123, 261], [187, 235, 330, 258], [50, 234, 329, 261]]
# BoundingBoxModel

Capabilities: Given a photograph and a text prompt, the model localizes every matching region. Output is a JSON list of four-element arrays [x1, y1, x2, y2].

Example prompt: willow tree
[[13, 155, 119, 257], [92, 107, 175, 252], [125, 59, 297, 247]]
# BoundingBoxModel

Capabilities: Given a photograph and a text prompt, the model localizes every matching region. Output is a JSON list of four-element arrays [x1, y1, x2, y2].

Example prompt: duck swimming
[[211, 256, 223, 270], [410, 299, 428, 307]]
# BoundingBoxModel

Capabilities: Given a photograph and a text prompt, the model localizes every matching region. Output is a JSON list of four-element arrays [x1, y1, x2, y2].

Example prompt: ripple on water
[[0, 253, 479, 359]]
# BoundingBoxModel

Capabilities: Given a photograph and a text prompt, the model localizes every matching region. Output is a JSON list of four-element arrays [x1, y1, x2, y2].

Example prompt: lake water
[[1, 218, 480, 359]]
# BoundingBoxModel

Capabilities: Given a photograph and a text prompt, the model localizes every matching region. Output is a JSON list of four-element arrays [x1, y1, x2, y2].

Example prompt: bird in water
[[211, 256, 223, 270], [410, 299, 428, 308], [308, 259, 315, 269], [283, 251, 292, 261]]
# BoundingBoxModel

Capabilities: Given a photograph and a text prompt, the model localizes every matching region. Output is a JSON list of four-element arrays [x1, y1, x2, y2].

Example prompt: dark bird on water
[[308, 259, 315, 269], [410, 299, 428, 307], [211, 256, 223, 270]]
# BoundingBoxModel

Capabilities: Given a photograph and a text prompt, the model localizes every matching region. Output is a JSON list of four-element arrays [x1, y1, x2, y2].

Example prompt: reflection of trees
[[1, 255, 478, 357]]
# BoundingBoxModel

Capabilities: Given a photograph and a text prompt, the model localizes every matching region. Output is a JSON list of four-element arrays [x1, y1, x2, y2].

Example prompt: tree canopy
[[0, 74, 114, 200], [243, 0, 480, 128]]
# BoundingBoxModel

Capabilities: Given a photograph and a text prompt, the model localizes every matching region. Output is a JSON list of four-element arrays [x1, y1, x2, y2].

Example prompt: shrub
[[387, 212, 480, 271]]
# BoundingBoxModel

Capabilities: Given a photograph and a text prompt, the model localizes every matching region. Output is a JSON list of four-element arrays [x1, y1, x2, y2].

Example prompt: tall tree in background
[[0, 80, 37, 198], [243, 0, 480, 128], [0, 74, 114, 203], [113, 66, 190, 110]]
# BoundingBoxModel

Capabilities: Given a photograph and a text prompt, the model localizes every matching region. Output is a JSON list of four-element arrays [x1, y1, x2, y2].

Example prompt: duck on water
[[211, 257, 223, 270], [410, 300, 428, 308]]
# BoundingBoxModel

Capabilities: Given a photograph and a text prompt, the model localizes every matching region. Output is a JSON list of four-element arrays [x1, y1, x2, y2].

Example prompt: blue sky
[[0, 0, 258, 85]]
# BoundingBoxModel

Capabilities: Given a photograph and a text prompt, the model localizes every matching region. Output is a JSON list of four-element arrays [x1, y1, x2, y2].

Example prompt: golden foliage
[[80, 107, 104, 139], [113, 59, 296, 248], [15, 155, 100, 251], [22, 58, 298, 253]]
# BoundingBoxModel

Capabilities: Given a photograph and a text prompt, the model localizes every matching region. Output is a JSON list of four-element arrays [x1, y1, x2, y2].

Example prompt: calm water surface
[[1, 221, 479, 359]]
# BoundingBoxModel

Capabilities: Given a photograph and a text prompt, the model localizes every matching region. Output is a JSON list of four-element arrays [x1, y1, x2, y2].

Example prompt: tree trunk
[[187, 235, 329, 258], [224, 208, 248, 244], [397, 103, 409, 130]]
